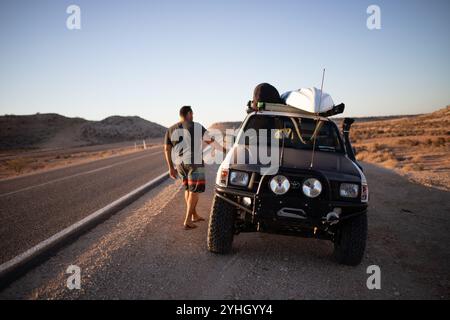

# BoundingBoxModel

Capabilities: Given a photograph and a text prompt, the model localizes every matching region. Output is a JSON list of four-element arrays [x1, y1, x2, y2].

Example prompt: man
[[164, 106, 223, 230]]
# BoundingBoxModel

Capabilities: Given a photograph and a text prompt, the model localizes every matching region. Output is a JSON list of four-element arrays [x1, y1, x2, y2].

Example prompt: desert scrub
[[404, 163, 425, 172], [369, 143, 388, 153], [432, 137, 447, 147], [4, 158, 30, 174], [383, 159, 399, 169], [355, 151, 368, 161], [398, 138, 420, 146]]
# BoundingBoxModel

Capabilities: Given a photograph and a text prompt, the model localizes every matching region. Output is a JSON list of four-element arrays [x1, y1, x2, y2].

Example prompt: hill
[[0, 113, 166, 150], [80, 116, 166, 145], [209, 121, 242, 133]]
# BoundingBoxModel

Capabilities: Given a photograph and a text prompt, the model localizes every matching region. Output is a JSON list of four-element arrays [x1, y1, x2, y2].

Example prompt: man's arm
[[204, 138, 227, 154], [164, 144, 178, 179], [163, 129, 177, 179], [203, 127, 227, 154]]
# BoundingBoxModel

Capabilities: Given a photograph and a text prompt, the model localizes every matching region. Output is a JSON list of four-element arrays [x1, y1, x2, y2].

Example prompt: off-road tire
[[207, 194, 236, 254], [333, 212, 367, 266]]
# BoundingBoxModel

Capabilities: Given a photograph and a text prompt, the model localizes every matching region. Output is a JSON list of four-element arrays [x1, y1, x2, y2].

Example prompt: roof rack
[[246, 101, 345, 117]]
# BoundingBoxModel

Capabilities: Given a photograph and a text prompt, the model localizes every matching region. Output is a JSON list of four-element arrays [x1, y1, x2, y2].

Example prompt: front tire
[[207, 194, 236, 254], [333, 212, 367, 266]]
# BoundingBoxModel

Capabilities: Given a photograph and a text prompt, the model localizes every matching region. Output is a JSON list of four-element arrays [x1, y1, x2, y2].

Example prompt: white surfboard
[[281, 87, 334, 114]]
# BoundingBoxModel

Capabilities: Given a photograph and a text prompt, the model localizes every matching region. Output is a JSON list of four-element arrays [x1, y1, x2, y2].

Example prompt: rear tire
[[333, 212, 367, 266], [207, 194, 236, 254]]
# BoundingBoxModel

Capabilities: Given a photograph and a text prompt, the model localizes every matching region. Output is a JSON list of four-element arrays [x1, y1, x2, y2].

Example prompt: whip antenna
[[310, 68, 325, 169]]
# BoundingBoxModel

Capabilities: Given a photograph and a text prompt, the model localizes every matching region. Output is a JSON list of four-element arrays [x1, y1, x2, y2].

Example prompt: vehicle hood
[[225, 145, 362, 182]]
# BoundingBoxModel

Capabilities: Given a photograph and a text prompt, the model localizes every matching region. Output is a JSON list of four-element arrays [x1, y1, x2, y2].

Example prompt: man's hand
[[164, 144, 177, 179], [169, 166, 178, 179], [205, 139, 227, 155]]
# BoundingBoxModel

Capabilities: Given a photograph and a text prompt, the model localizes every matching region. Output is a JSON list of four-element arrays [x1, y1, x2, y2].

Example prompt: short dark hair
[[179, 105, 193, 118]]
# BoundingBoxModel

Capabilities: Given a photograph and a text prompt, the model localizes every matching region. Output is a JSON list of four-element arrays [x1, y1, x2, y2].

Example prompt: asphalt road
[[0, 147, 167, 264], [0, 139, 162, 162], [1, 161, 449, 299]]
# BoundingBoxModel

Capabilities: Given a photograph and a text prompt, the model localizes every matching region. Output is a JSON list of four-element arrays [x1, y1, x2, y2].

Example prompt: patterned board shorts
[[176, 164, 206, 193]]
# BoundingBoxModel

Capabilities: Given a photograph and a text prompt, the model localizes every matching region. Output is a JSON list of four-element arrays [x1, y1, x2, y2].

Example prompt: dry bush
[[425, 138, 433, 146], [5, 158, 29, 174], [355, 151, 368, 161], [376, 150, 396, 162], [369, 143, 389, 153], [403, 163, 425, 172], [398, 138, 420, 146], [432, 137, 447, 147], [383, 159, 399, 169], [356, 147, 397, 164]]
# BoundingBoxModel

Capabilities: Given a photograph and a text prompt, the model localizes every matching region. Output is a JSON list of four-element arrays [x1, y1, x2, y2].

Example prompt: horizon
[[2, 104, 448, 128], [1, 0, 449, 128]]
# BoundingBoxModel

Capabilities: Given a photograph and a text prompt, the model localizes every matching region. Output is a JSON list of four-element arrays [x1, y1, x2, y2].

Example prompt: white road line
[[0, 151, 163, 198]]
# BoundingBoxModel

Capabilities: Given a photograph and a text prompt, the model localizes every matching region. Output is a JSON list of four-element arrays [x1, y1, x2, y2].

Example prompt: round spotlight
[[302, 178, 322, 198], [270, 175, 290, 195]]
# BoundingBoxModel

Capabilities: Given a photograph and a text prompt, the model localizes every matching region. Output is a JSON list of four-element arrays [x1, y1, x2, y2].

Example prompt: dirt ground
[[1, 162, 449, 300]]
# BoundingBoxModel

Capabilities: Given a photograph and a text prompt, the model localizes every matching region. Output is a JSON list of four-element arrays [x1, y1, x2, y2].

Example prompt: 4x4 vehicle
[[207, 104, 368, 265]]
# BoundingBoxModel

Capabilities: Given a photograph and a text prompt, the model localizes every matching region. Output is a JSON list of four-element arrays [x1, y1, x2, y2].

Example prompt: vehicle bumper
[[215, 186, 368, 229]]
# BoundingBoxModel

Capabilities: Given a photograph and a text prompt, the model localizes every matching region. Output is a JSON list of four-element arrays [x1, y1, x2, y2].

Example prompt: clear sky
[[0, 0, 449, 127]]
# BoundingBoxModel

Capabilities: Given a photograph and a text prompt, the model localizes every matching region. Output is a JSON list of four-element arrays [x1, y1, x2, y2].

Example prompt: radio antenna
[[310, 68, 325, 169]]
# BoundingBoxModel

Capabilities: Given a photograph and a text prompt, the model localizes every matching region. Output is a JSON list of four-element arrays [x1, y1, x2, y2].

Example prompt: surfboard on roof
[[281, 87, 335, 114]]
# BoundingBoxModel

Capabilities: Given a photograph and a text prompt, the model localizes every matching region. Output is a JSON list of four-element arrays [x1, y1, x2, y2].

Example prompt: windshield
[[238, 114, 343, 152]]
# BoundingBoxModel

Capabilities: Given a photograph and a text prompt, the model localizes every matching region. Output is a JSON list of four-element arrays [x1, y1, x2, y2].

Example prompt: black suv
[[207, 107, 368, 265]]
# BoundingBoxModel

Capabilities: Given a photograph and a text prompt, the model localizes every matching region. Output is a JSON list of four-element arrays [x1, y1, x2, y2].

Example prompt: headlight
[[270, 175, 290, 195], [229, 171, 249, 187], [340, 183, 359, 198], [302, 178, 322, 198]]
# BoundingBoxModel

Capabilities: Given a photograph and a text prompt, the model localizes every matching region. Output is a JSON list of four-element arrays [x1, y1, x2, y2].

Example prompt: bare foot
[[192, 214, 205, 222], [183, 223, 198, 230]]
